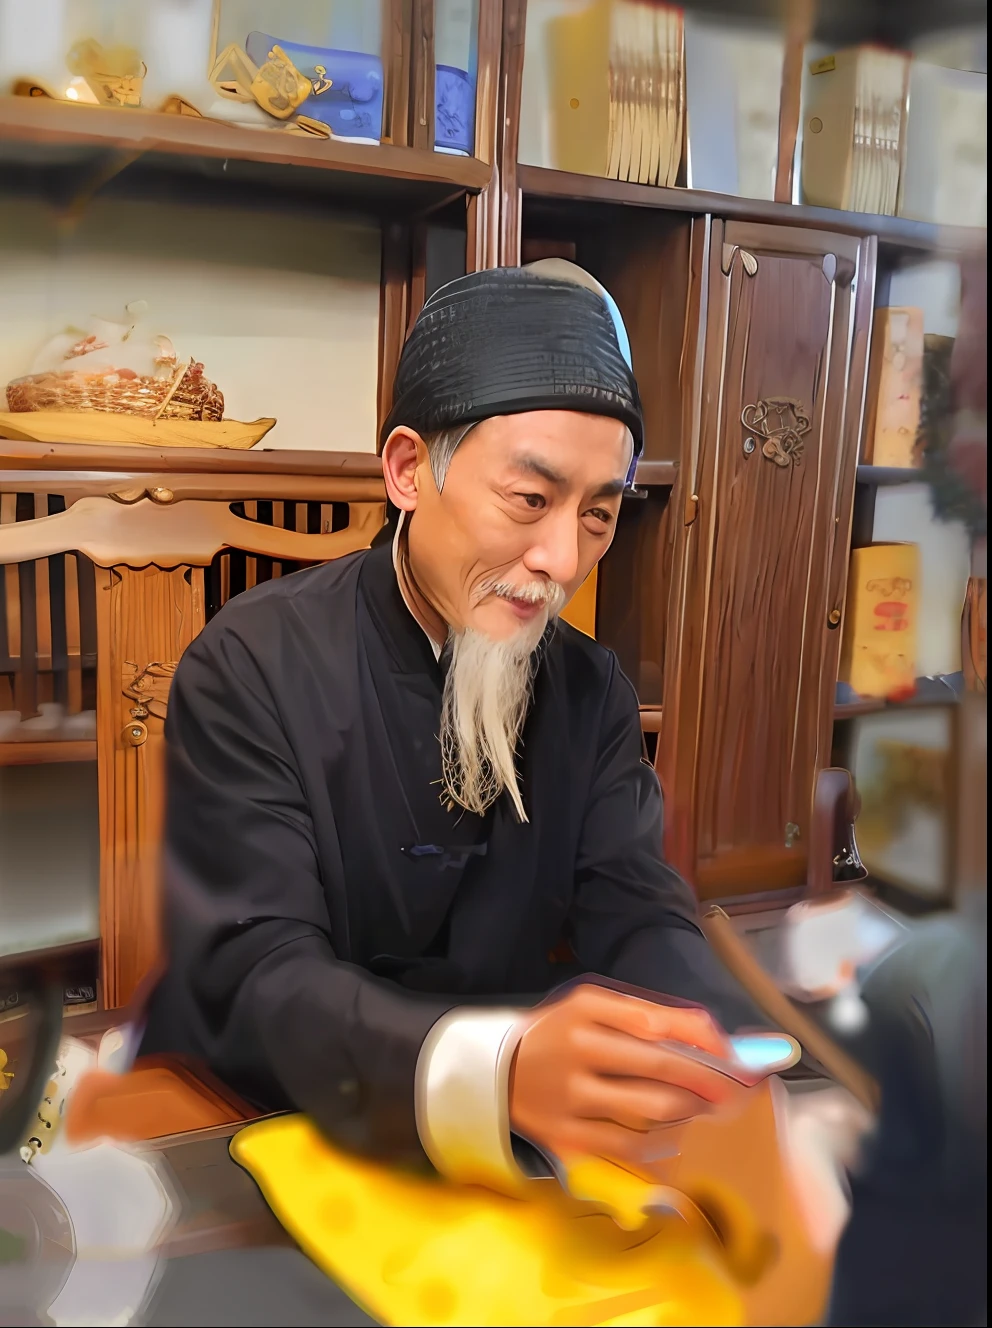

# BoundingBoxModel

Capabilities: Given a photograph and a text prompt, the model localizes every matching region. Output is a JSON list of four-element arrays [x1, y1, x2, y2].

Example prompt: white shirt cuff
[[415, 1008, 541, 1193]]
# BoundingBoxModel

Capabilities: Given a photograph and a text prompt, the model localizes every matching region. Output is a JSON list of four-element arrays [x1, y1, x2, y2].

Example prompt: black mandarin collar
[[357, 541, 443, 681]]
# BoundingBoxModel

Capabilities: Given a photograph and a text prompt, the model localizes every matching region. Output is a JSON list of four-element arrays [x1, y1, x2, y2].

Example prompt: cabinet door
[[660, 219, 875, 897]]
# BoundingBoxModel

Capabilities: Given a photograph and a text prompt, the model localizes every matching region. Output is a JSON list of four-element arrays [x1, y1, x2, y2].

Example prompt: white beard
[[439, 583, 565, 822]]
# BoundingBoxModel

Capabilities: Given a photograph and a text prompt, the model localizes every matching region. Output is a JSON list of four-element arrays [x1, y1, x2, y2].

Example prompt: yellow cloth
[[230, 1116, 746, 1328]]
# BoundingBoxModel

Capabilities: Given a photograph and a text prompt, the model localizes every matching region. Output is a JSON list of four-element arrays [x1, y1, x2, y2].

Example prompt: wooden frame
[[0, 454, 390, 1009]]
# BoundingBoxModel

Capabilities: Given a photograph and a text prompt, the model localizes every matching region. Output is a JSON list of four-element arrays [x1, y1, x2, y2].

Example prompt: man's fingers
[[569, 1071, 712, 1129], [569, 1025, 746, 1106], [567, 984, 731, 1058], [553, 1118, 684, 1168]]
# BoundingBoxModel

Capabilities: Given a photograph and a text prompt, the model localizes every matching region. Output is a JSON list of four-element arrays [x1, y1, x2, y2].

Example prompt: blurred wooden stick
[[702, 905, 879, 1112], [775, 0, 816, 203]]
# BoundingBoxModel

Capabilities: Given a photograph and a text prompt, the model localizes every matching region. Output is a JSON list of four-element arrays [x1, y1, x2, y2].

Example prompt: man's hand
[[509, 984, 752, 1167]]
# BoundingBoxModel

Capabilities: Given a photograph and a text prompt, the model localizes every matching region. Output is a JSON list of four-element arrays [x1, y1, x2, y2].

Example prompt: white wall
[[518, 0, 583, 168], [684, 15, 783, 199], [0, 762, 100, 955], [0, 193, 381, 451], [887, 260, 961, 339]]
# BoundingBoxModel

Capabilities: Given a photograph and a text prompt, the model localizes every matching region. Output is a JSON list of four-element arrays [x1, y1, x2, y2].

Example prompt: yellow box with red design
[[840, 542, 920, 699]]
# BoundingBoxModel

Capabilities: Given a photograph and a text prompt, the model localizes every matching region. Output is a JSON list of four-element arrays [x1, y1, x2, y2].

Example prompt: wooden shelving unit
[[834, 688, 962, 721], [0, 95, 492, 213], [0, 440, 676, 490], [856, 465, 930, 486], [519, 163, 985, 257]]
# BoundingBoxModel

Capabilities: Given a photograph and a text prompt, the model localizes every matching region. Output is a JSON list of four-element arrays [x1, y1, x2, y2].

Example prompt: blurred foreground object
[[827, 866, 987, 1325], [830, 239, 987, 1325], [0, 954, 65, 1156], [231, 1072, 844, 1328], [920, 252, 987, 537]]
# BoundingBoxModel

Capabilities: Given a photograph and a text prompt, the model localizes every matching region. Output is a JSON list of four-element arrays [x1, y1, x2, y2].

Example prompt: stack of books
[[802, 46, 910, 216], [606, 1, 684, 186], [544, 0, 683, 184]]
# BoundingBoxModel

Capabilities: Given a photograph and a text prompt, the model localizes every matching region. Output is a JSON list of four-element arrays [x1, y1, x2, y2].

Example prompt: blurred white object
[[781, 1084, 872, 1255], [62, 710, 98, 741], [900, 62, 987, 228], [15, 702, 64, 735], [828, 983, 870, 1035], [97, 1022, 141, 1075], [684, 15, 783, 198], [782, 890, 904, 1003], [20, 1036, 97, 1161], [30, 1143, 176, 1326]]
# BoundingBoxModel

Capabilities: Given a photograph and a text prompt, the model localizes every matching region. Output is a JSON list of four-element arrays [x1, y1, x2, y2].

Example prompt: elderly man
[[141, 263, 769, 1189]]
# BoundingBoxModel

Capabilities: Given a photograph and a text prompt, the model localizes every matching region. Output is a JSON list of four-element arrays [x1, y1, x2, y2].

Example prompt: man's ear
[[381, 427, 428, 512]]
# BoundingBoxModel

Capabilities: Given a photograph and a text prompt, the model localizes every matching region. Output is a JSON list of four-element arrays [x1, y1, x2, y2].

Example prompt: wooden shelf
[[0, 938, 98, 984], [634, 460, 678, 487], [834, 688, 961, 721], [856, 464, 927, 486], [0, 438, 387, 478], [1, 442, 680, 488], [519, 164, 985, 255], [0, 96, 491, 213], [0, 739, 97, 766]]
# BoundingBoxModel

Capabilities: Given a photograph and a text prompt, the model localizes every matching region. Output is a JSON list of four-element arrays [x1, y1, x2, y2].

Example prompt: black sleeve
[[565, 657, 768, 1034], [154, 621, 453, 1164]]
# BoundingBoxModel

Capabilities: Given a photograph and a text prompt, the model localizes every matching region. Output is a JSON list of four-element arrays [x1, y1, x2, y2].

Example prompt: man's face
[[395, 410, 631, 641]]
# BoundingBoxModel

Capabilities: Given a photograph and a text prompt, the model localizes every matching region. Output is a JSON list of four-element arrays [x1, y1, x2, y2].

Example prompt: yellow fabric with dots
[[230, 1115, 745, 1328]]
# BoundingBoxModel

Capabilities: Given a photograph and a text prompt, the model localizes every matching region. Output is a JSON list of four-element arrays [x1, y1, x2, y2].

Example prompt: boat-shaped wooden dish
[[0, 411, 276, 450]]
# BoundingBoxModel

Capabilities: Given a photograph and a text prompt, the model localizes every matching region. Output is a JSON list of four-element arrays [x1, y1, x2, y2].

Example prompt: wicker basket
[[6, 361, 224, 421]]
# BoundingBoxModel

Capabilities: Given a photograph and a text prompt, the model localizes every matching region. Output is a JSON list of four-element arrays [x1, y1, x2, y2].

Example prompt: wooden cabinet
[[658, 219, 876, 897]]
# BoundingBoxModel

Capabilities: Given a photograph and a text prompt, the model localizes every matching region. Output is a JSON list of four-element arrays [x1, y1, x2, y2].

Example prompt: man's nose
[[522, 510, 581, 586]]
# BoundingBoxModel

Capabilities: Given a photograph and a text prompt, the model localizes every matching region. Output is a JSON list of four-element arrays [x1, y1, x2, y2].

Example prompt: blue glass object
[[434, 64, 475, 154], [730, 1034, 799, 1071], [244, 33, 383, 142]]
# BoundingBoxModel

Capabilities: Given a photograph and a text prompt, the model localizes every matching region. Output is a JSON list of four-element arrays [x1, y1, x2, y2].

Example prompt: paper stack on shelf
[[863, 307, 925, 468], [606, 1, 684, 186], [839, 542, 920, 700], [544, 0, 683, 184], [546, 0, 612, 176], [801, 46, 910, 215]]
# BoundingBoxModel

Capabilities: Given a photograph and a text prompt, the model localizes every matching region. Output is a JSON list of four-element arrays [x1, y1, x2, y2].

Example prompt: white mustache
[[474, 578, 566, 611]]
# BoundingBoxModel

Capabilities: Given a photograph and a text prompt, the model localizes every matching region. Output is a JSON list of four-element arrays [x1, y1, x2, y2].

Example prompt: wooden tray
[[0, 411, 276, 449]]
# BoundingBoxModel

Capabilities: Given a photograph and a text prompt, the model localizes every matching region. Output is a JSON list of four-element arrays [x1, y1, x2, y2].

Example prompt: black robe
[[142, 541, 761, 1162]]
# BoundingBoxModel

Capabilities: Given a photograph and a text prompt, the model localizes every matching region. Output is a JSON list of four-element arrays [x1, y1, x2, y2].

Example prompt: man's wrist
[[415, 1008, 533, 1192]]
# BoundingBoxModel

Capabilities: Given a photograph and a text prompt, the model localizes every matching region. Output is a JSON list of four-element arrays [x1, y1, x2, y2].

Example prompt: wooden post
[[775, 0, 816, 204], [96, 565, 205, 1009]]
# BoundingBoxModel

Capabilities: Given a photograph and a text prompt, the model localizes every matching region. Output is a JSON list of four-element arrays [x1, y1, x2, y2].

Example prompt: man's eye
[[586, 507, 613, 525], [516, 492, 546, 510]]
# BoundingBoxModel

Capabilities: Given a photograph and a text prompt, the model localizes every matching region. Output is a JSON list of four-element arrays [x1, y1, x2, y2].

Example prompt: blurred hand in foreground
[[509, 983, 752, 1168]]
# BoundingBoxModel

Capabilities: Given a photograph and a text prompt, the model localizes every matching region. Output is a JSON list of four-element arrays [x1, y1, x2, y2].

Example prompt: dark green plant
[[918, 335, 986, 538]]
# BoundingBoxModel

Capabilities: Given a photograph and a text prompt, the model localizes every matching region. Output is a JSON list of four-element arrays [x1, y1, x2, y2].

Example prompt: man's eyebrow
[[509, 458, 626, 499], [513, 455, 568, 487]]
